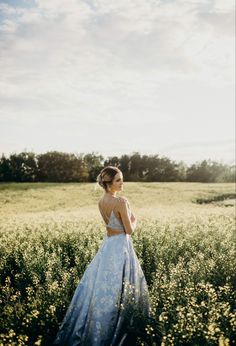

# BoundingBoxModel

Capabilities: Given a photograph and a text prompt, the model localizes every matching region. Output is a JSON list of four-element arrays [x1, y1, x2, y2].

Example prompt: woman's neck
[[105, 191, 117, 197]]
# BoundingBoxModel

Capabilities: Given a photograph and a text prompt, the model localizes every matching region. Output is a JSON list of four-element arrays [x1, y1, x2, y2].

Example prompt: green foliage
[[0, 152, 38, 183], [37, 151, 88, 182], [186, 160, 235, 183], [193, 193, 236, 204], [0, 182, 235, 345], [0, 151, 235, 183]]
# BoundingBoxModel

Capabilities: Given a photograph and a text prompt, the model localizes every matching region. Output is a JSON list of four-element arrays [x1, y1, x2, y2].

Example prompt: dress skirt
[[53, 233, 151, 346]]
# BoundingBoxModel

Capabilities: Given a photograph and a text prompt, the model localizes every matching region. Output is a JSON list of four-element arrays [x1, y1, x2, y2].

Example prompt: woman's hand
[[130, 212, 136, 223], [123, 197, 136, 224]]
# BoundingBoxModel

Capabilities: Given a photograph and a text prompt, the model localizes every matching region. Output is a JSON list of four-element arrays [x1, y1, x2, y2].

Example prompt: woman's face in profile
[[111, 172, 124, 192]]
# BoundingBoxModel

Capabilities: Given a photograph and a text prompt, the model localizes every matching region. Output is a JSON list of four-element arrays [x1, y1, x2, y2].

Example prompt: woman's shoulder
[[118, 196, 128, 202], [98, 195, 129, 207], [117, 196, 129, 208]]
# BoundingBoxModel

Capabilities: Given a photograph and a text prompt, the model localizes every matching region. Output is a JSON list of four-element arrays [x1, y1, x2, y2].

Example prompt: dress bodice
[[106, 209, 132, 231]]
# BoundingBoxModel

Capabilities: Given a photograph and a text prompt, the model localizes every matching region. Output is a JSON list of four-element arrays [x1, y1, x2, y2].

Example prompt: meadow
[[0, 182, 235, 346]]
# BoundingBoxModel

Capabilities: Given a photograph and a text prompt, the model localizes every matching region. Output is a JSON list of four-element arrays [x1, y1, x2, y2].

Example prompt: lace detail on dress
[[53, 218, 150, 346], [106, 210, 126, 231]]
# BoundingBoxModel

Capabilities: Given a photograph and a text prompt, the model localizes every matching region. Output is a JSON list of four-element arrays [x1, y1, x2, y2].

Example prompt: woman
[[53, 166, 151, 345]]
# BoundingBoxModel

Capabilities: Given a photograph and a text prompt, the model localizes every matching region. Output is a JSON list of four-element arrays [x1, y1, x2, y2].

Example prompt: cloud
[[159, 138, 235, 165], [0, 0, 234, 163], [0, 0, 234, 79]]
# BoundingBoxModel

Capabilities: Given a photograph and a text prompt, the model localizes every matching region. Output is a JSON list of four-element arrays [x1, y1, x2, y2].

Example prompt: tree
[[83, 152, 104, 182], [37, 151, 87, 182], [0, 155, 12, 182]]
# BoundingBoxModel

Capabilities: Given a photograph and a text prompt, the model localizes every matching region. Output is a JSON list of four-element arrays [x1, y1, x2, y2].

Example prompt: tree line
[[0, 151, 235, 183]]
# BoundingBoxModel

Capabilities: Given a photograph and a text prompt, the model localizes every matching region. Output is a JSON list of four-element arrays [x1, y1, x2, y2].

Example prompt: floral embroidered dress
[[53, 201, 150, 346]]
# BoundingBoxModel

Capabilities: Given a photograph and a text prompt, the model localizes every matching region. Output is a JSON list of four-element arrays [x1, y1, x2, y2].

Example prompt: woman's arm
[[130, 211, 137, 229], [118, 197, 136, 235], [124, 197, 137, 226]]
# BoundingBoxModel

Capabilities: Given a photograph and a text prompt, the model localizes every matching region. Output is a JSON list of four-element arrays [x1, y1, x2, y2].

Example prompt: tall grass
[[0, 182, 235, 345]]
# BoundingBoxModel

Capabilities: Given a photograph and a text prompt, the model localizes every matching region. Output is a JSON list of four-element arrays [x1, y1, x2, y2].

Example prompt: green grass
[[0, 182, 63, 191], [0, 182, 235, 345], [193, 193, 236, 204]]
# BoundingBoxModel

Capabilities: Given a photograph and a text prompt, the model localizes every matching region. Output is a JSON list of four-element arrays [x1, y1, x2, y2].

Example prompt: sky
[[0, 0, 235, 166]]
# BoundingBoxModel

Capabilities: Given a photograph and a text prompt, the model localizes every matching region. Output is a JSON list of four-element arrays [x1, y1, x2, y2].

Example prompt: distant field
[[0, 181, 235, 222], [0, 182, 235, 345]]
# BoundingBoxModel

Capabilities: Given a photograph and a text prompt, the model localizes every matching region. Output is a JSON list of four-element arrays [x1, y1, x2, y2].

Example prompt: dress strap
[[106, 206, 119, 225], [99, 197, 120, 226]]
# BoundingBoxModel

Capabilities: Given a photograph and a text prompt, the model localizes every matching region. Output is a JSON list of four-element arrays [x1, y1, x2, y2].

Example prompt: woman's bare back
[[98, 195, 123, 226], [98, 195, 135, 235]]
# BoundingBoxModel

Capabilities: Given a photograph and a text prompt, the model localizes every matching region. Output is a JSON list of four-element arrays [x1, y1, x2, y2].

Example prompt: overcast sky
[[0, 0, 235, 165]]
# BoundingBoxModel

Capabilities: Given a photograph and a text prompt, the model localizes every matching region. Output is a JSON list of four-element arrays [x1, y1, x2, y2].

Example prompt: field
[[0, 182, 235, 346]]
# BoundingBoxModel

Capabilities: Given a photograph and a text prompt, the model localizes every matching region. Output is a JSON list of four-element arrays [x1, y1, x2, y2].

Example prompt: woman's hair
[[96, 166, 121, 192]]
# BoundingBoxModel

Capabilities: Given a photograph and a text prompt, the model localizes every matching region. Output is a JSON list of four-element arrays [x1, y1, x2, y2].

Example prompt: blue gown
[[53, 207, 151, 346]]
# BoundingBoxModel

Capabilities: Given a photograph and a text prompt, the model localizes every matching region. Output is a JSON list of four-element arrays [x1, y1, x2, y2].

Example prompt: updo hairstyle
[[96, 166, 121, 192]]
